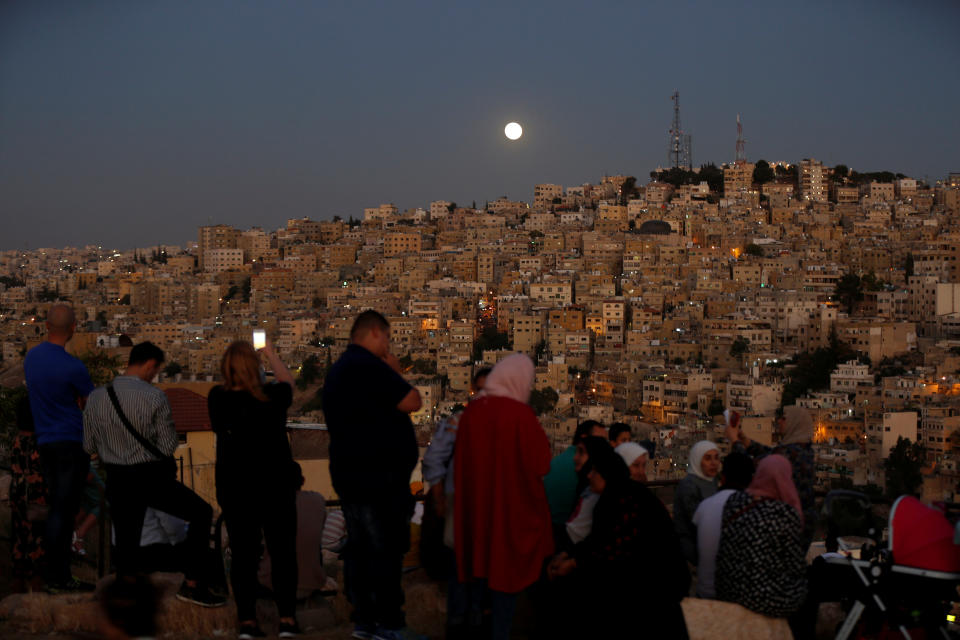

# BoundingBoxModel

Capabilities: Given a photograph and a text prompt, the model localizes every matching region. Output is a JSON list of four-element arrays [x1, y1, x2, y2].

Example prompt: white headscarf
[[688, 440, 720, 481], [481, 353, 535, 404], [615, 442, 649, 467]]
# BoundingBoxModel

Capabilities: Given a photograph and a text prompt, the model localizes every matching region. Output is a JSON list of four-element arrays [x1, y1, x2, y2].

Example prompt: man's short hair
[[608, 422, 632, 442], [350, 310, 390, 341], [46, 303, 75, 334], [128, 341, 165, 367], [721, 451, 755, 490], [473, 367, 493, 385], [573, 420, 604, 445]]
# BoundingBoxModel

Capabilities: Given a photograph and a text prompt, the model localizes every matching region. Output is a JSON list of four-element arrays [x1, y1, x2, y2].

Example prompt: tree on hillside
[[698, 163, 724, 193], [780, 332, 857, 406], [529, 387, 559, 416], [730, 336, 750, 357], [297, 355, 322, 390], [472, 328, 511, 361], [744, 243, 764, 257], [619, 176, 637, 205], [0, 386, 28, 465], [834, 273, 864, 313], [884, 437, 925, 499], [80, 351, 125, 386], [753, 160, 774, 185], [832, 164, 849, 182]]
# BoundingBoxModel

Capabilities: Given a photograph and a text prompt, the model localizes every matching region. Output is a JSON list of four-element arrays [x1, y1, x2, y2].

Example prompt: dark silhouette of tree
[[904, 253, 914, 278], [412, 359, 437, 375], [884, 436, 925, 499], [730, 336, 750, 357], [296, 355, 321, 390], [163, 362, 183, 377], [780, 334, 857, 406], [834, 273, 864, 313], [698, 164, 724, 193], [529, 387, 559, 415], [471, 328, 511, 360], [861, 271, 887, 292], [744, 243, 764, 257], [708, 396, 725, 417], [80, 351, 124, 386], [0, 386, 28, 465], [619, 176, 637, 205], [832, 165, 849, 182], [753, 160, 774, 185]]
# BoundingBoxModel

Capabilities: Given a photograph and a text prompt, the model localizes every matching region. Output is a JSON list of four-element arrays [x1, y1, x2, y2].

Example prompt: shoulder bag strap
[[105, 383, 169, 461]]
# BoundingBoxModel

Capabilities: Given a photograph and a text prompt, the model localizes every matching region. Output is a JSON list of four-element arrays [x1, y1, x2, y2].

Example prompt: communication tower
[[735, 114, 747, 165], [668, 91, 692, 170]]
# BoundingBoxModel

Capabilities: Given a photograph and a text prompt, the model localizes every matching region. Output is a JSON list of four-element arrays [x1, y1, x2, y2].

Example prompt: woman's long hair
[[220, 340, 267, 401]]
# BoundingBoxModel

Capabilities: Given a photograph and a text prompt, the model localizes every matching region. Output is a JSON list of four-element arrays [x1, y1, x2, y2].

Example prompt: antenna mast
[[668, 91, 692, 170], [735, 113, 747, 165]]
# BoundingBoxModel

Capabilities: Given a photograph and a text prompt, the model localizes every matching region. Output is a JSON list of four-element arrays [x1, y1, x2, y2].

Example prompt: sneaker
[[237, 623, 266, 639], [175, 583, 227, 608], [46, 577, 96, 594], [372, 627, 427, 640], [71, 531, 86, 556], [278, 620, 301, 638], [352, 622, 377, 639]]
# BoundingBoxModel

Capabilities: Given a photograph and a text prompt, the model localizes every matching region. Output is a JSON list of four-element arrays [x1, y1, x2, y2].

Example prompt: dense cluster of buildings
[[2, 162, 960, 502]]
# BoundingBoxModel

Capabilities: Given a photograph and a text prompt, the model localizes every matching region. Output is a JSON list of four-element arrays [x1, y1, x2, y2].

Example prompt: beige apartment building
[[383, 231, 422, 257], [534, 184, 563, 210], [798, 158, 829, 203], [723, 163, 753, 197], [198, 225, 239, 271], [203, 248, 244, 273], [530, 281, 573, 306]]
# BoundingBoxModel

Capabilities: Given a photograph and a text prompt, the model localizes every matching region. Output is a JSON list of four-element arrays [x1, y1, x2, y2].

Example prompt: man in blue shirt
[[323, 310, 422, 640], [23, 303, 95, 592]]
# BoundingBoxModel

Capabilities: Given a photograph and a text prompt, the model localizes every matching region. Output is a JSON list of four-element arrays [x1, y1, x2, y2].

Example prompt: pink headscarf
[[748, 454, 803, 522], [481, 353, 535, 404]]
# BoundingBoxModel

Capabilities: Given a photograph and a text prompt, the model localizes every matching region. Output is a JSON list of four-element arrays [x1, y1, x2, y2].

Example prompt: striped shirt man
[[83, 375, 179, 465]]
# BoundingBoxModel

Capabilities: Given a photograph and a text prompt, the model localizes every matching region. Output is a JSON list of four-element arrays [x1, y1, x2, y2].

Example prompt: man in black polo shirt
[[323, 310, 421, 640]]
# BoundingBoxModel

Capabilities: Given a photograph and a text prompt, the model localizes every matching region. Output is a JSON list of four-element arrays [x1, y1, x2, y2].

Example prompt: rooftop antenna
[[735, 114, 747, 165]]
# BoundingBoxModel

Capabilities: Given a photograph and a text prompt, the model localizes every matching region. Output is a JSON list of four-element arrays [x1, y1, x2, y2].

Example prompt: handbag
[[106, 383, 177, 474]]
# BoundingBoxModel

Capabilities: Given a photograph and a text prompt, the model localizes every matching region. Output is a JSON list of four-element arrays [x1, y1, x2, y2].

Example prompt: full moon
[[504, 122, 523, 140]]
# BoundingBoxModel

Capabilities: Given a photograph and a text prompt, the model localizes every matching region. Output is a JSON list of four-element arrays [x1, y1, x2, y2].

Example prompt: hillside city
[[2, 160, 960, 503]]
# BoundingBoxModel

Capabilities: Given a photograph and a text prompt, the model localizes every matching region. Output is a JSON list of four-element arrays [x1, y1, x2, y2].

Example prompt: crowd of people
[[11, 304, 823, 639]]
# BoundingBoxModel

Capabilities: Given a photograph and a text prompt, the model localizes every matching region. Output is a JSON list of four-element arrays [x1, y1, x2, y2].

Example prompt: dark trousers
[[342, 497, 413, 630], [448, 574, 518, 640], [104, 461, 213, 584], [222, 490, 298, 622], [38, 441, 90, 585]]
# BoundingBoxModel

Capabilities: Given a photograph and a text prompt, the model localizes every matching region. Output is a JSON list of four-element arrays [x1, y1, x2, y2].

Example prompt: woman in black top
[[549, 439, 690, 638], [208, 339, 299, 639]]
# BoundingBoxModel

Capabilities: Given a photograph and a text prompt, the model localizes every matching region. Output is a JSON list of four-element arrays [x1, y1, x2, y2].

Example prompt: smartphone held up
[[252, 330, 266, 350]]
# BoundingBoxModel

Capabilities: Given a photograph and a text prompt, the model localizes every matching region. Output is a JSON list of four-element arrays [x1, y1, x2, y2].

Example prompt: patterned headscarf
[[481, 353, 535, 404], [748, 454, 802, 521]]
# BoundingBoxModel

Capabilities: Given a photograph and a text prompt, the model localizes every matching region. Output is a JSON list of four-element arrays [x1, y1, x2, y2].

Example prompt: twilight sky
[[1, 1, 958, 250]]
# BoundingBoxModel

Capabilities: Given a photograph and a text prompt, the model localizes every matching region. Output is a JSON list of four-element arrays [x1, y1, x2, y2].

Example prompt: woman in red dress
[[453, 353, 554, 639]]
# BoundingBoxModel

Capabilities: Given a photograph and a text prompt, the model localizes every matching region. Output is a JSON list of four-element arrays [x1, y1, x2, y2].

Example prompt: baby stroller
[[825, 495, 960, 639]]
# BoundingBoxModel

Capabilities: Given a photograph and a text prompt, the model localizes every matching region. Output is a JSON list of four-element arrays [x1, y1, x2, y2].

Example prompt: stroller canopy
[[888, 495, 960, 572]]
